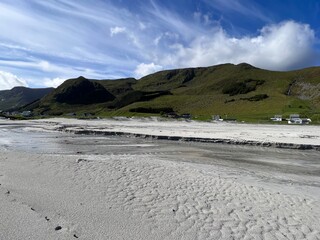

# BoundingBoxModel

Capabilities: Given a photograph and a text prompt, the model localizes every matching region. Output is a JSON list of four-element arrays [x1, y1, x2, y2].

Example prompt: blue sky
[[0, 0, 319, 90]]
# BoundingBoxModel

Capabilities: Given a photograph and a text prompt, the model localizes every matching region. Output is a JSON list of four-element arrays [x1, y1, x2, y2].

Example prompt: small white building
[[270, 115, 282, 121], [213, 115, 223, 121], [288, 114, 311, 124]]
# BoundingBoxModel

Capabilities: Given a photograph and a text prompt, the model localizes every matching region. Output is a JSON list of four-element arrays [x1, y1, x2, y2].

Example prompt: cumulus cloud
[[43, 77, 65, 88], [160, 21, 316, 71], [0, 70, 28, 90], [110, 26, 126, 36], [0, 0, 318, 87], [134, 63, 163, 78]]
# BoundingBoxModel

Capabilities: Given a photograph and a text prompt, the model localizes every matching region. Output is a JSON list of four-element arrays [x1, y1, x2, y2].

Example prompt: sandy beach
[[31, 117, 320, 148], [0, 118, 320, 239]]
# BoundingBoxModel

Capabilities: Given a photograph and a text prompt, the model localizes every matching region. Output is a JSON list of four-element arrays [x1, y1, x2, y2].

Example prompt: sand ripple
[[71, 155, 320, 239]]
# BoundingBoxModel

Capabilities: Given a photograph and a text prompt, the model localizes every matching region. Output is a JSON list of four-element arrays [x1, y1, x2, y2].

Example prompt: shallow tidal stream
[[1, 121, 319, 199]]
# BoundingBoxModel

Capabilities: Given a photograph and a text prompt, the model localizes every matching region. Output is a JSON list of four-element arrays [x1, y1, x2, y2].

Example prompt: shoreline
[[27, 117, 320, 151]]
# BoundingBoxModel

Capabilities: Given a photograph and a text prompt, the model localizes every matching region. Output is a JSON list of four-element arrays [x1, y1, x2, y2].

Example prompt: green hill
[[0, 86, 54, 111], [34, 76, 116, 115], [26, 63, 320, 123]]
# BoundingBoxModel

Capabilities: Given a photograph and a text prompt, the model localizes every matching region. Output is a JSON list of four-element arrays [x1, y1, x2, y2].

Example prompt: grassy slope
[[117, 63, 319, 122], [92, 78, 136, 97], [29, 63, 320, 123]]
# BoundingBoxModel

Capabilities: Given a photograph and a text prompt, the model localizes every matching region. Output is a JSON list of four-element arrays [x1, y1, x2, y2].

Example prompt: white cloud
[[159, 21, 316, 71], [134, 63, 163, 78], [205, 0, 272, 23], [153, 35, 162, 46], [0, 59, 113, 80], [139, 22, 146, 30], [0, 0, 318, 88], [38, 60, 51, 71], [43, 77, 65, 88], [0, 70, 28, 90], [146, 1, 203, 40], [110, 26, 142, 49], [0, 59, 66, 73], [110, 26, 126, 36]]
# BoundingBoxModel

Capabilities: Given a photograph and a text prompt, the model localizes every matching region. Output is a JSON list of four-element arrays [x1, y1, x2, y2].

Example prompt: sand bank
[[29, 117, 320, 150]]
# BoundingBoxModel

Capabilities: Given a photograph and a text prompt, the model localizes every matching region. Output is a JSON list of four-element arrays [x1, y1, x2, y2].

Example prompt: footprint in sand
[[55, 226, 62, 231], [54, 224, 79, 238], [76, 158, 91, 163]]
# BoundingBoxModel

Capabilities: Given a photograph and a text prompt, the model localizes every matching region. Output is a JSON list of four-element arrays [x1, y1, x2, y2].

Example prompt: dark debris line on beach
[[57, 127, 320, 151]]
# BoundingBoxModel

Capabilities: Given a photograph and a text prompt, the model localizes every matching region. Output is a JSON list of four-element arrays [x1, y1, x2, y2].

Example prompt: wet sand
[[0, 119, 319, 239]]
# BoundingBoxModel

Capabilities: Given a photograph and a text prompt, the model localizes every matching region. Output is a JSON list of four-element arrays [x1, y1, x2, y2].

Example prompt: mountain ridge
[[0, 86, 54, 111], [2, 63, 320, 123]]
